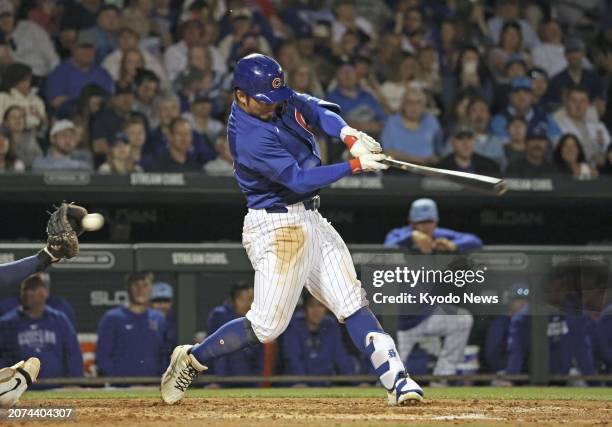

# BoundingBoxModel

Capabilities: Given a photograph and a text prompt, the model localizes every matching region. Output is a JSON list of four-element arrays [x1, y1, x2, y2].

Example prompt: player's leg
[[306, 216, 423, 405], [162, 209, 316, 404], [418, 309, 473, 376], [0, 358, 40, 408]]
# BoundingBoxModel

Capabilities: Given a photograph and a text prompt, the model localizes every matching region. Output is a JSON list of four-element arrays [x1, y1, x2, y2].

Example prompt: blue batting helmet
[[232, 54, 293, 104]]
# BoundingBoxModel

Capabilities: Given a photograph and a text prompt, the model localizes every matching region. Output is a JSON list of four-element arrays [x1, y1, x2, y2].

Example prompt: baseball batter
[[161, 54, 423, 406]]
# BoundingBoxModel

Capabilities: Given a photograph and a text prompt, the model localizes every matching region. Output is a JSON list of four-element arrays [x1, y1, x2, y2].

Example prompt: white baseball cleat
[[0, 358, 41, 408], [387, 373, 424, 406], [160, 345, 207, 405]]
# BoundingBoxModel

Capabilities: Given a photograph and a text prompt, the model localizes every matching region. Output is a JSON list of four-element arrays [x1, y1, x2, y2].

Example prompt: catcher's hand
[[45, 203, 88, 260]]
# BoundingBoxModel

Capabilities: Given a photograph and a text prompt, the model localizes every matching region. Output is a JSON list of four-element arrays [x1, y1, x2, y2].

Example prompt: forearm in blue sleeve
[[452, 232, 483, 252], [0, 255, 40, 289], [318, 108, 347, 138], [276, 161, 352, 194]]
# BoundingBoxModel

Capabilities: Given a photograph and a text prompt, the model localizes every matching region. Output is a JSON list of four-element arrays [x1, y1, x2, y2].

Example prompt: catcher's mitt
[[46, 203, 88, 260]]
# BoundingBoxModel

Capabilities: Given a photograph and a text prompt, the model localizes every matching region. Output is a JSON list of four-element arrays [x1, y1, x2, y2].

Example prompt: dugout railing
[[0, 243, 610, 386]]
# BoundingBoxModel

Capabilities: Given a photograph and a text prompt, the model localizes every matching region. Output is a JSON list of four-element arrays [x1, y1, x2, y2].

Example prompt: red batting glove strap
[[349, 158, 362, 173], [344, 135, 357, 149]]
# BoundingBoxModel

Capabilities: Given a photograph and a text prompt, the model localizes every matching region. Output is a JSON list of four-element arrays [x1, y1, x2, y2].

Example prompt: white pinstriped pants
[[242, 202, 368, 343]]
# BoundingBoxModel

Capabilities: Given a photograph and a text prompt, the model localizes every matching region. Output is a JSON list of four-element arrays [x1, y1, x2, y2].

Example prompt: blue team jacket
[[207, 303, 263, 383], [96, 306, 169, 376], [506, 305, 596, 375], [281, 311, 355, 385], [384, 225, 483, 252], [0, 306, 83, 378]]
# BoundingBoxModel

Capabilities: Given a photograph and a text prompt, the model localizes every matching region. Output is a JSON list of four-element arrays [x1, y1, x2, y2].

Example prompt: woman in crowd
[[3, 105, 42, 169], [553, 133, 598, 180], [117, 48, 146, 87], [0, 126, 25, 172], [487, 21, 530, 83], [0, 63, 47, 132], [98, 132, 142, 174]]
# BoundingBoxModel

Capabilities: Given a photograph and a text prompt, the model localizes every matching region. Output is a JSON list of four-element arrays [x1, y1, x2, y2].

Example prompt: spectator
[[0, 0, 59, 79], [372, 32, 403, 83], [102, 26, 168, 87], [488, 21, 531, 83], [528, 67, 552, 112], [531, 20, 567, 78], [144, 117, 203, 172], [289, 63, 324, 100], [165, 19, 217, 84], [414, 45, 442, 99], [88, 4, 120, 64], [442, 45, 494, 113], [380, 86, 441, 165], [70, 83, 108, 146], [439, 125, 501, 175], [491, 77, 561, 140], [384, 198, 483, 252], [552, 133, 598, 180], [0, 126, 24, 172], [203, 130, 234, 176], [0, 63, 46, 131], [552, 85, 610, 166], [331, 0, 375, 46], [506, 130, 555, 177], [0, 273, 83, 379], [183, 94, 223, 145], [281, 292, 355, 386], [91, 85, 135, 164], [207, 283, 262, 385], [393, 6, 430, 53], [32, 119, 93, 171], [133, 69, 160, 127], [0, 272, 76, 325], [60, 0, 102, 33], [122, 117, 147, 164], [486, 0, 540, 50], [218, 10, 272, 65], [326, 63, 385, 137], [465, 97, 506, 167], [3, 105, 42, 168], [485, 282, 530, 373], [503, 116, 528, 168], [547, 38, 606, 116], [380, 54, 416, 113], [150, 282, 176, 349], [387, 198, 477, 378], [120, 0, 154, 40], [98, 132, 142, 174], [45, 30, 114, 115], [116, 48, 144, 87], [144, 92, 180, 158], [28, 0, 61, 37], [174, 66, 206, 113], [96, 273, 169, 376]]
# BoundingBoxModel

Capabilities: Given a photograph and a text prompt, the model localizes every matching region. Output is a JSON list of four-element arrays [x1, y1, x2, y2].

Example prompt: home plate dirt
[[7, 397, 612, 426]]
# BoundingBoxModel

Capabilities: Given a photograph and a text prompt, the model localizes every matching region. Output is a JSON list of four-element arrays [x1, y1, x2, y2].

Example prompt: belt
[[265, 195, 320, 213]]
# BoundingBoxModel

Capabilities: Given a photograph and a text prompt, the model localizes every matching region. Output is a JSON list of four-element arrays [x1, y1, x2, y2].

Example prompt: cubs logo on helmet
[[233, 54, 293, 104]]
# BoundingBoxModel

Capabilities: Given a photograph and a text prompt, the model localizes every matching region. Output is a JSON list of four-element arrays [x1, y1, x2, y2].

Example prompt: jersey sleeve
[[0, 255, 41, 289], [238, 129, 352, 193], [289, 92, 347, 138]]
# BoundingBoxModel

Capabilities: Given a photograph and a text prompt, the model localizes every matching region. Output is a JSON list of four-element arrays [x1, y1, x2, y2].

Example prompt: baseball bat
[[382, 158, 507, 196]]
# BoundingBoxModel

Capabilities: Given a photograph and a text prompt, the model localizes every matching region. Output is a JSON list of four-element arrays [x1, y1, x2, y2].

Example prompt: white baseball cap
[[50, 120, 75, 137]]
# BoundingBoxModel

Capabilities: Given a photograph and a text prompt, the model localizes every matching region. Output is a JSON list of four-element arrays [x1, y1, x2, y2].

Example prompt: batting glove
[[349, 153, 390, 173], [341, 126, 382, 157]]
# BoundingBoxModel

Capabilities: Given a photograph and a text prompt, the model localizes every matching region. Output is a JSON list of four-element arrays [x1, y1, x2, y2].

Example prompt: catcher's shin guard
[[0, 358, 41, 408]]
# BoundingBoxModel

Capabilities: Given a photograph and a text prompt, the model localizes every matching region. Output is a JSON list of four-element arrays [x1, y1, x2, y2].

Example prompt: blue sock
[[345, 307, 384, 352], [189, 317, 255, 365]]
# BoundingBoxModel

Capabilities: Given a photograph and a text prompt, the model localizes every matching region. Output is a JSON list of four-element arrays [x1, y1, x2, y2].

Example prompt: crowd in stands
[[0, 0, 609, 177]]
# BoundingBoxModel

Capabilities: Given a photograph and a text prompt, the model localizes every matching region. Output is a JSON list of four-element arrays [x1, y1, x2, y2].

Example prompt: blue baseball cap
[[509, 281, 529, 299], [510, 76, 532, 92], [151, 282, 173, 301], [409, 198, 439, 223]]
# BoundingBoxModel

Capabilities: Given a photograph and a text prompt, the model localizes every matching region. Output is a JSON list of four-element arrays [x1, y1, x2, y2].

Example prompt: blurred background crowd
[[0, 0, 611, 178]]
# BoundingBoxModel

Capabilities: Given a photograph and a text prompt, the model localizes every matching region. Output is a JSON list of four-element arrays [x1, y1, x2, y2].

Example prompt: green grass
[[23, 387, 612, 401]]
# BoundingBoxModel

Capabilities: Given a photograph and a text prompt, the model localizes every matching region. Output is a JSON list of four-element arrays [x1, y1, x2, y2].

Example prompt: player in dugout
[[0, 203, 87, 407], [161, 54, 424, 407]]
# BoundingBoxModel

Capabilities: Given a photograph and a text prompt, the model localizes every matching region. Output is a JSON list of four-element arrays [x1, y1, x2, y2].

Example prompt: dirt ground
[[6, 397, 612, 426]]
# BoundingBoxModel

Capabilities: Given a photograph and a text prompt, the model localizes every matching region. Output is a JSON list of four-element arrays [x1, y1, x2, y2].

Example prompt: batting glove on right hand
[[350, 153, 390, 173], [341, 126, 382, 157]]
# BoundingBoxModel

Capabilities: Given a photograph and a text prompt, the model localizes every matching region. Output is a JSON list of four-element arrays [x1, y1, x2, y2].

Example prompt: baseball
[[81, 213, 105, 231]]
